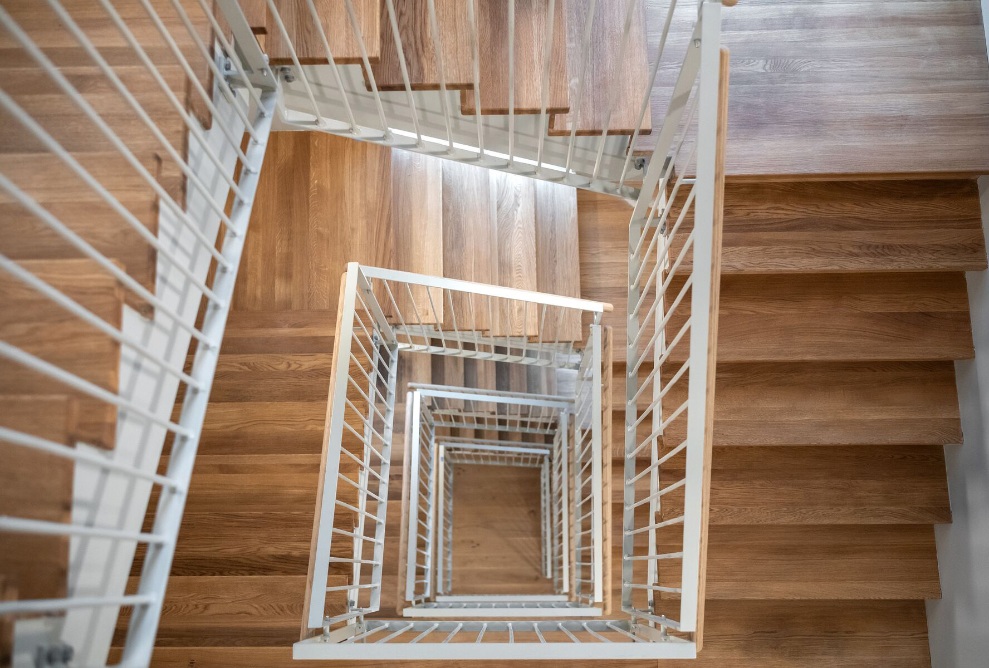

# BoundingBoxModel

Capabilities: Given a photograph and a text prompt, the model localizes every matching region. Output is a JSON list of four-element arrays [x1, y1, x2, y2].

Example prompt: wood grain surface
[[459, 0, 570, 115], [635, 0, 989, 176], [550, 0, 652, 136], [264, 0, 380, 66]]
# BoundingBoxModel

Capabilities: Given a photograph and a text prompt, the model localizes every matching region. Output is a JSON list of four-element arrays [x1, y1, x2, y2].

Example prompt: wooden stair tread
[[369, 0, 474, 91], [631, 445, 952, 525], [265, 0, 380, 66], [627, 525, 940, 600], [706, 361, 963, 446], [388, 149, 443, 324], [1, 151, 184, 207], [549, 0, 652, 136], [198, 352, 332, 403], [533, 179, 582, 341], [681, 179, 988, 274], [668, 272, 974, 363], [0, 64, 192, 156], [0, 395, 75, 602], [441, 160, 498, 331], [0, 259, 123, 449], [492, 171, 538, 337], [458, 0, 569, 115], [703, 525, 941, 600], [1, 200, 158, 315], [240, 0, 268, 34], [234, 133, 392, 319], [618, 361, 963, 446]]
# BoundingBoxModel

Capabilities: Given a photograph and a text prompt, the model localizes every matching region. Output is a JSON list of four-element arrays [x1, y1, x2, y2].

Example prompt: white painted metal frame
[[622, 0, 723, 638], [302, 264, 611, 640], [295, 619, 696, 660], [0, 1, 277, 664], [403, 385, 574, 612]]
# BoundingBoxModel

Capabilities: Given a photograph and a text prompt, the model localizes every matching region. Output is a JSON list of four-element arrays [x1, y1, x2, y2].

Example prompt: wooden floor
[[636, 0, 989, 176]]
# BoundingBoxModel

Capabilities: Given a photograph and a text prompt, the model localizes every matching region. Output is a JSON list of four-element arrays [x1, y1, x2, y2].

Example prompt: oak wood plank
[[549, 0, 652, 136], [440, 160, 497, 331], [369, 0, 473, 91], [492, 172, 538, 337], [459, 0, 569, 115], [533, 179, 582, 341], [265, 0, 380, 66]]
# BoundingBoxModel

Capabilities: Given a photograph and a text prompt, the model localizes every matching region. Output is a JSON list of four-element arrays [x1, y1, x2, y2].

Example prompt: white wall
[[926, 173, 989, 665]]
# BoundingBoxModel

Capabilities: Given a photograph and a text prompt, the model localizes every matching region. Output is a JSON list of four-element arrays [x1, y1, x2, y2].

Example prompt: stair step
[[0, 0, 213, 127], [0, 395, 76, 603], [549, 0, 652, 136], [627, 525, 940, 600], [2, 151, 184, 216], [221, 310, 336, 354], [369, 0, 474, 91], [265, 0, 381, 66], [492, 171, 538, 337], [668, 272, 974, 363], [617, 361, 962, 446], [190, 352, 332, 403], [0, 259, 123, 449], [240, 0, 268, 34], [196, 401, 327, 457], [388, 149, 443, 324], [234, 133, 392, 318], [533, 179, 582, 341], [1, 200, 158, 317], [0, 65, 191, 157], [441, 160, 498, 331], [458, 0, 569, 115], [633, 445, 951, 525], [679, 179, 988, 274]]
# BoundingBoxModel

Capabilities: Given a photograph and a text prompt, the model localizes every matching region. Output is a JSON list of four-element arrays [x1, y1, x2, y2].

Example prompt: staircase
[[0, 0, 274, 665], [3, 0, 985, 665], [580, 177, 985, 664]]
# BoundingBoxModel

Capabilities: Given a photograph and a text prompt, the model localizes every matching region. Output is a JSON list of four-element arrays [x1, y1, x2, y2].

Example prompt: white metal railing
[[236, 0, 719, 197], [402, 385, 578, 615], [303, 264, 609, 631], [300, 265, 621, 657], [623, 0, 726, 644], [0, 0, 276, 665]]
